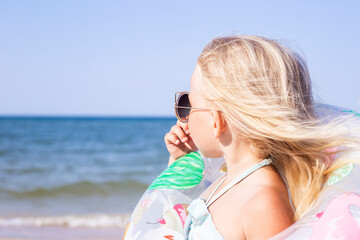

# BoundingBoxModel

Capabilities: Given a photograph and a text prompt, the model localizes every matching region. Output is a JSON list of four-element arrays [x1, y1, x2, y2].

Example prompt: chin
[[198, 149, 223, 159]]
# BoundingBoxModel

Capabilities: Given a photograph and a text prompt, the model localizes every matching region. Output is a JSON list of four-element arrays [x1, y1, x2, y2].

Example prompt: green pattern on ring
[[327, 163, 354, 186], [342, 110, 360, 118], [148, 152, 204, 190]]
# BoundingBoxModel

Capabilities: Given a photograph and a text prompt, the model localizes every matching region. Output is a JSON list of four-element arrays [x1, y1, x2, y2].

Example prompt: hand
[[164, 121, 197, 166]]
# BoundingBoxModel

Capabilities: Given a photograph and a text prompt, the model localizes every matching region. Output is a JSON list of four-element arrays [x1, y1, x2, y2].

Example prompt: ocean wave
[[0, 214, 130, 228], [0, 180, 148, 198]]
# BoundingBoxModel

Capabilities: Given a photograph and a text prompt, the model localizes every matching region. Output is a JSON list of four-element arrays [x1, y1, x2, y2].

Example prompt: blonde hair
[[197, 35, 360, 220]]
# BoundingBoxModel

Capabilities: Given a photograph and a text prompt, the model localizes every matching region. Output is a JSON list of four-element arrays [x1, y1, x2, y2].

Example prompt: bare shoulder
[[243, 185, 294, 240]]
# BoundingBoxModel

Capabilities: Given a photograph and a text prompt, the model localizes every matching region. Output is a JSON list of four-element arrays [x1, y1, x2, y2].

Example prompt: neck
[[222, 141, 262, 181]]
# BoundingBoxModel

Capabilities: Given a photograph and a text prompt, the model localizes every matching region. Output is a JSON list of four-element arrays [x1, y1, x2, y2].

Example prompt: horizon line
[[0, 114, 176, 119]]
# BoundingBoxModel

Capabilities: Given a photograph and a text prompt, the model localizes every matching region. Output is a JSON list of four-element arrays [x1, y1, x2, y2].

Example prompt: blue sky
[[0, 0, 359, 116]]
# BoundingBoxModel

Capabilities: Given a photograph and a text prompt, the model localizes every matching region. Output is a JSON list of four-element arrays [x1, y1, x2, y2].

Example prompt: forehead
[[189, 65, 202, 101]]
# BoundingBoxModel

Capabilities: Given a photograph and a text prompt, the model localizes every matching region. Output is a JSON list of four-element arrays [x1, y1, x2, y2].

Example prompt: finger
[[171, 125, 188, 143], [164, 132, 180, 145], [184, 135, 197, 151], [183, 141, 192, 150], [177, 120, 190, 134]]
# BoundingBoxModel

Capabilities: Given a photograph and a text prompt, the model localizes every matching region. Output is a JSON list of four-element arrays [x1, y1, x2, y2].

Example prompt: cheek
[[188, 113, 208, 141], [188, 112, 214, 154], [187, 117, 198, 144], [188, 112, 224, 158]]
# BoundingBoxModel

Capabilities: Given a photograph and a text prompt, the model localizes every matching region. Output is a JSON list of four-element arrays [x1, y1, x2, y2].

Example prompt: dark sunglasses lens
[[177, 93, 191, 121]]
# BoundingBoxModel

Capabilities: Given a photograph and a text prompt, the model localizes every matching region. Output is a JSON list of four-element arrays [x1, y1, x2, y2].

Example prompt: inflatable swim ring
[[124, 105, 360, 240]]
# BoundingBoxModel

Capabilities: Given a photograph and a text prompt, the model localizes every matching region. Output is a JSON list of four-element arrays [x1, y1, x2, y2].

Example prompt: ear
[[210, 109, 226, 138]]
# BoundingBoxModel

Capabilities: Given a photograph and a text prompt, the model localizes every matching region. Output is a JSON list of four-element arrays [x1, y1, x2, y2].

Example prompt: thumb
[[184, 135, 197, 152]]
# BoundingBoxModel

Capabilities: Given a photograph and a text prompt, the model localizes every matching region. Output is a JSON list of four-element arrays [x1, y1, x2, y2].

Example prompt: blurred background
[[0, 0, 359, 239]]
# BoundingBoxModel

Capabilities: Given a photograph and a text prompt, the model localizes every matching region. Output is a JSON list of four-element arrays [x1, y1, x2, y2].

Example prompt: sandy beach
[[0, 226, 124, 240]]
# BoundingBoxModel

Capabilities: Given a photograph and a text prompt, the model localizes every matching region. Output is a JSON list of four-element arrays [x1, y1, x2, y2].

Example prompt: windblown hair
[[197, 35, 360, 220]]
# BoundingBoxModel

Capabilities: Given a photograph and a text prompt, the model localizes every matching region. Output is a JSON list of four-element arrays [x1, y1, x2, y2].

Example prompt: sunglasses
[[174, 92, 214, 123]]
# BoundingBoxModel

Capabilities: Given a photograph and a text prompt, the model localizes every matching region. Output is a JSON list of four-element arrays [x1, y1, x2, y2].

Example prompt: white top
[[184, 158, 273, 240]]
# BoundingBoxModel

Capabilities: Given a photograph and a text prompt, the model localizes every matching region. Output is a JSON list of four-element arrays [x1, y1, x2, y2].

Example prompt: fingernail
[[175, 140, 180, 144], [186, 129, 190, 134], [182, 137, 188, 142]]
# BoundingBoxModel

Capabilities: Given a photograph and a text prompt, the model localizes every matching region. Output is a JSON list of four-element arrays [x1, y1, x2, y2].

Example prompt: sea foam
[[0, 214, 130, 228]]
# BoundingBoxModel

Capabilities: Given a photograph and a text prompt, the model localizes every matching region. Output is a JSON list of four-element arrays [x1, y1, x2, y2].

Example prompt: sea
[[0, 116, 176, 239]]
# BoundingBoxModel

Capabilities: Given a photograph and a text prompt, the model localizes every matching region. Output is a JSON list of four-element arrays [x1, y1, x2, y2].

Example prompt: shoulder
[[243, 185, 294, 240]]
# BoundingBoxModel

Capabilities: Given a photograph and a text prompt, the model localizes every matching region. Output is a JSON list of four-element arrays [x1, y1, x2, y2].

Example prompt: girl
[[164, 35, 359, 240]]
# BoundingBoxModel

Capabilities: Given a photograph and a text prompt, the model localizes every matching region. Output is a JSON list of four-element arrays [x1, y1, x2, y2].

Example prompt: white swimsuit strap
[[205, 158, 272, 207]]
